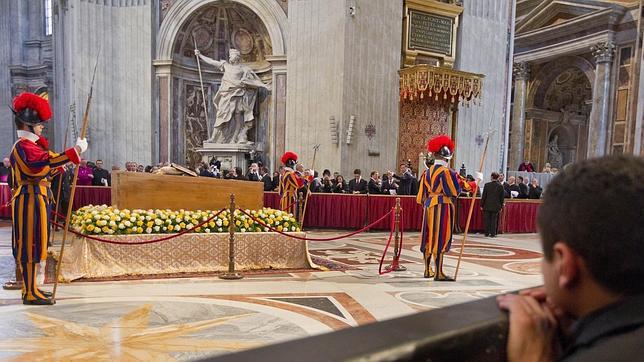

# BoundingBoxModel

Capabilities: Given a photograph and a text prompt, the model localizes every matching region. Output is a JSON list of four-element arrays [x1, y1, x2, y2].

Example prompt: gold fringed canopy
[[399, 65, 485, 105]]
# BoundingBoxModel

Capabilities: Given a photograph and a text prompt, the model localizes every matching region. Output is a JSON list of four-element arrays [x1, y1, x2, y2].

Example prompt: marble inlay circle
[[0, 297, 332, 361], [450, 247, 515, 257]]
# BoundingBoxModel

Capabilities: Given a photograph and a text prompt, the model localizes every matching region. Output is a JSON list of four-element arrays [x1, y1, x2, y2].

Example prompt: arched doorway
[[154, 0, 287, 169], [526, 59, 593, 171]]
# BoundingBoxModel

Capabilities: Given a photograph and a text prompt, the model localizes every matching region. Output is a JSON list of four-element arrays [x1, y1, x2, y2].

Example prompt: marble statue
[[195, 48, 269, 144], [548, 134, 563, 169]]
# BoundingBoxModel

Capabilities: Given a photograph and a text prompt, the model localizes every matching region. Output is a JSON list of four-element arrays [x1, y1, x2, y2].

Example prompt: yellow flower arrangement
[[71, 205, 301, 236]]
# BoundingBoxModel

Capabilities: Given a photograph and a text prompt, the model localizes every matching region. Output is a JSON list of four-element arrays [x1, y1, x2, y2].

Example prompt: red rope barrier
[[237, 208, 393, 242], [50, 208, 226, 245], [378, 209, 397, 275]]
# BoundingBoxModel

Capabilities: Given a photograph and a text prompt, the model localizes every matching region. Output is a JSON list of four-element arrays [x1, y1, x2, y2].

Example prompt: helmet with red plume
[[427, 135, 455, 160], [281, 151, 298, 168], [10, 92, 52, 126]]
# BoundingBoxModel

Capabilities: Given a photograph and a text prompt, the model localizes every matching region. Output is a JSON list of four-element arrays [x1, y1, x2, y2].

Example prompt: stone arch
[[154, 0, 287, 169], [157, 0, 287, 60], [528, 56, 595, 110]]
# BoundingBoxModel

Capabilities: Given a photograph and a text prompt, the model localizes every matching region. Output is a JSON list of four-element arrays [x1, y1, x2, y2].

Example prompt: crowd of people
[[1, 156, 547, 201]]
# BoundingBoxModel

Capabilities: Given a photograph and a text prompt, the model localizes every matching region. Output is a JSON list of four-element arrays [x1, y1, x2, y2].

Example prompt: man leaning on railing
[[497, 155, 644, 362]]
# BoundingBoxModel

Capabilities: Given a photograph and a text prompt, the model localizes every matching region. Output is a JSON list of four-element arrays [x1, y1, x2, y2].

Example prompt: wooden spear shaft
[[52, 52, 99, 300], [299, 144, 320, 228], [193, 38, 211, 141], [50, 107, 72, 243], [453, 133, 491, 280]]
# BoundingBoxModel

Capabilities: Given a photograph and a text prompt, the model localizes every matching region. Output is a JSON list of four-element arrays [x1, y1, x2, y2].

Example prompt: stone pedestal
[[195, 143, 257, 172]]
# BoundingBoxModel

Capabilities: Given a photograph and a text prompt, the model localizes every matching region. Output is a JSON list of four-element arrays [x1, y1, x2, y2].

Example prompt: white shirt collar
[[17, 130, 39, 143], [434, 159, 448, 167]]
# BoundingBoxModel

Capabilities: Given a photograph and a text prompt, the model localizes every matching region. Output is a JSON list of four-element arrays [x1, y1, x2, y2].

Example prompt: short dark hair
[[491, 172, 499, 180], [323, 169, 331, 177], [353, 169, 361, 175], [537, 155, 644, 295], [370, 170, 378, 177], [261, 166, 269, 173], [517, 176, 524, 182]]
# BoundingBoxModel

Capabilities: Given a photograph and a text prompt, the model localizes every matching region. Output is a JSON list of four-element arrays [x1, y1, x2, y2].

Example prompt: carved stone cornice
[[513, 62, 531, 81], [591, 41, 616, 64]]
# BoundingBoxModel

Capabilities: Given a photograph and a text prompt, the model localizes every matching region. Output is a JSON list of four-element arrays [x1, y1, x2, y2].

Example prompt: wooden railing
[[202, 295, 510, 362]]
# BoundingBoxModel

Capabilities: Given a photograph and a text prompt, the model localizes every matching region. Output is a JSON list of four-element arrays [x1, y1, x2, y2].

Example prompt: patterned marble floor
[[0, 220, 542, 360]]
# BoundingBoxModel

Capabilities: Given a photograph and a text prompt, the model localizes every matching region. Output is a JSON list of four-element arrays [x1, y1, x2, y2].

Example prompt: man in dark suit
[[246, 162, 260, 181], [348, 168, 368, 194], [260, 166, 273, 191], [517, 176, 528, 198], [367, 171, 382, 194], [272, 166, 283, 191], [393, 163, 414, 195], [481, 172, 505, 237]]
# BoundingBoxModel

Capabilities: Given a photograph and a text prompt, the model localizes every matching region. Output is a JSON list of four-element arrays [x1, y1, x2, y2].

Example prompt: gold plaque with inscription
[[403, 0, 463, 68]]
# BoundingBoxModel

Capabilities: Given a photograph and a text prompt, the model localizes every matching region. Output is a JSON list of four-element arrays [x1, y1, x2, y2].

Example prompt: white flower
[[154, 219, 163, 226], [240, 228, 246, 233], [129, 217, 136, 223], [218, 228, 223, 232], [204, 228, 211, 233], [186, 223, 194, 230], [215, 220, 222, 227], [118, 223, 125, 230], [291, 226, 296, 231], [153, 226, 160, 232], [124, 220, 132, 227], [145, 227, 152, 234], [145, 215, 152, 221], [109, 220, 117, 227], [162, 227, 167, 231]]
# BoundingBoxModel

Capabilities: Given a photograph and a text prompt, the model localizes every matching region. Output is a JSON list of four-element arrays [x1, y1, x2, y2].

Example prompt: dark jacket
[[393, 171, 414, 195], [560, 294, 644, 362], [247, 172, 260, 181], [261, 174, 273, 191], [518, 183, 529, 199], [333, 181, 348, 193], [92, 168, 111, 186], [528, 185, 542, 199], [272, 175, 280, 191], [367, 178, 382, 194], [321, 178, 334, 193], [381, 177, 397, 195], [481, 181, 505, 212], [348, 178, 368, 194]]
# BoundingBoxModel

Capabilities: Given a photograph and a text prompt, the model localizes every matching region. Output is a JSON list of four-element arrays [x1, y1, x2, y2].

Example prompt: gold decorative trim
[[399, 65, 485, 105]]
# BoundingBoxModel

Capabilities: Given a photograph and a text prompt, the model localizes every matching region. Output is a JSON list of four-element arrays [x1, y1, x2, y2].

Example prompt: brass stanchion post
[[220, 194, 243, 280], [386, 198, 407, 272]]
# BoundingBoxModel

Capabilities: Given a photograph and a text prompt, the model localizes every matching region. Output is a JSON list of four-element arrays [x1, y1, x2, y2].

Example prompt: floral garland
[[71, 205, 301, 236]]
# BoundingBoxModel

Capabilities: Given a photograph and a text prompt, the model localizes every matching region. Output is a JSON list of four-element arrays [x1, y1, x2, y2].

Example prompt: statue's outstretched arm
[[195, 49, 224, 69]]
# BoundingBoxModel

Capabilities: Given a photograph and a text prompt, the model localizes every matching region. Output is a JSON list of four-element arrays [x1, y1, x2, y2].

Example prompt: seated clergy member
[[497, 155, 644, 362], [348, 168, 368, 194]]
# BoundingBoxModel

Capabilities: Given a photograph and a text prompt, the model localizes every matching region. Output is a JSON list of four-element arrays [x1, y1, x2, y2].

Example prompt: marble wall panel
[[454, 0, 513, 177]]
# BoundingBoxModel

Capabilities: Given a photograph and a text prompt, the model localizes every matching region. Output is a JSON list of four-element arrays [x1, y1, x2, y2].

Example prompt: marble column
[[266, 55, 287, 173], [587, 41, 616, 157], [509, 62, 530, 170]]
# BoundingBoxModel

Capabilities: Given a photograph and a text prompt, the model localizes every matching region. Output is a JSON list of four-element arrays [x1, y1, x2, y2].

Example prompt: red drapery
[[2, 185, 539, 233], [0, 184, 111, 219], [263, 191, 539, 233]]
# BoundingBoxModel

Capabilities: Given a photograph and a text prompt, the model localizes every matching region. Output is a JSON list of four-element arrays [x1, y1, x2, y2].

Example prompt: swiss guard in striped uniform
[[416, 135, 481, 281], [279, 151, 305, 217], [9, 92, 88, 305]]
